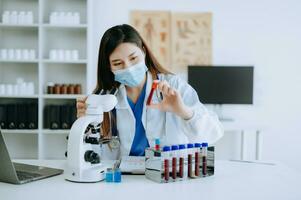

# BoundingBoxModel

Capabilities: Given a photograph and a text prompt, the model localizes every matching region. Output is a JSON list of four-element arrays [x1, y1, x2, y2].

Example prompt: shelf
[[0, 59, 39, 64], [0, 0, 91, 160], [42, 94, 85, 99], [0, 23, 39, 29], [1, 129, 39, 134], [42, 59, 87, 64], [0, 95, 39, 99], [42, 24, 87, 29], [42, 129, 70, 135]]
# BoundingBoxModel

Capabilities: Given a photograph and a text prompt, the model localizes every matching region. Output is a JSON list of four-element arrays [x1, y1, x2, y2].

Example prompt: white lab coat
[[102, 71, 224, 159]]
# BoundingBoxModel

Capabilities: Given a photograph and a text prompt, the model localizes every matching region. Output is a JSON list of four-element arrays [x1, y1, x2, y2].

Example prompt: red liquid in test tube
[[202, 143, 208, 176], [187, 143, 194, 178], [146, 80, 160, 105], [171, 145, 179, 180], [178, 144, 186, 178], [179, 157, 184, 178], [194, 143, 201, 177], [188, 154, 192, 177], [162, 146, 170, 182]]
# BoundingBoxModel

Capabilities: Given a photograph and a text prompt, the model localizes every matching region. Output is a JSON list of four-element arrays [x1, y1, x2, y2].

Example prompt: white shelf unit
[[0, 0, 93, 160], [0, 23, 39, 28]]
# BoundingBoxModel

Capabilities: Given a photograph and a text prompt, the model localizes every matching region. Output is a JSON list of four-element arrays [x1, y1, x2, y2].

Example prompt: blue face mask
[[113, 61, 148, 87]]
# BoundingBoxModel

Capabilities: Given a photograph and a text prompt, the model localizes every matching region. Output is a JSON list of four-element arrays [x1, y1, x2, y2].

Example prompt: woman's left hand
[[147, 80, 194, 120]]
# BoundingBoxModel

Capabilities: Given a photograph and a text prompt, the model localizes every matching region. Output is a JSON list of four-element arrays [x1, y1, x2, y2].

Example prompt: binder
[[60, 105, 71, 129], [27, 103, 38, 129], [49, 105, 60, 129], [69, 104, 77, 125], [0, 104, 7, 129], [17, 104, 27, 129], [7, 104, 18, 129], [44, 105, 50, 129]]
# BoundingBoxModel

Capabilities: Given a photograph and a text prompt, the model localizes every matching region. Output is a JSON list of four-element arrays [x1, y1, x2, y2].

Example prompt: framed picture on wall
[[130, 11, 171, 69], [171, 12, 212, 72], [130, 11, 212, 73]]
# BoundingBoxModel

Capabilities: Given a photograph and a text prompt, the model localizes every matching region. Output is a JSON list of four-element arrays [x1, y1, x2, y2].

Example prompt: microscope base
[[65, 164, 107, 183]]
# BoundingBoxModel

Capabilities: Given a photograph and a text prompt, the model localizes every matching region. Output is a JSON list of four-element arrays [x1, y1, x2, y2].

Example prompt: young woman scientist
[[77, 24, 223, 158]]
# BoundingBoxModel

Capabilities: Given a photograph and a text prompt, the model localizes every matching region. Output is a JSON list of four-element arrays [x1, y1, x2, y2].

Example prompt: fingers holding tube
[[76, 96, 87, 118]]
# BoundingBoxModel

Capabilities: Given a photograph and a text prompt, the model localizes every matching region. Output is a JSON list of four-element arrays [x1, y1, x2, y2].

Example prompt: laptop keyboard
[[120, 156, 145, 173], [16, 171, 42, 181]]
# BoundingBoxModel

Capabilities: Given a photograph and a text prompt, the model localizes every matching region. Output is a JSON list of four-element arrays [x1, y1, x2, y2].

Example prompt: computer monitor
[[188, 66, 254, 104]]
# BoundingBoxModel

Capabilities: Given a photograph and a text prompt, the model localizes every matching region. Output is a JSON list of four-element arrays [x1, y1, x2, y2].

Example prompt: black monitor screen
[[188, 66, 254, 104]]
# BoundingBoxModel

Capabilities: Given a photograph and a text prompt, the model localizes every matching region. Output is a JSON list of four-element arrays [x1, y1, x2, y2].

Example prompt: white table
[[1, 159, 300, 200], [222, 121, 263, 160]]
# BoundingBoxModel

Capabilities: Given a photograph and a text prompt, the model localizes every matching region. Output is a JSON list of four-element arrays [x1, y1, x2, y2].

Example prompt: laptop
[[119, 156, 145, 174], [0, 130, 63, 184]]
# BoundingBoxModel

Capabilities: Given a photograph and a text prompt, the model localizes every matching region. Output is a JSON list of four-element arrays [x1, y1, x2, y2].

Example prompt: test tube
[[146, 80, 160, 105], [187, 143, 194, 178], [194, 143, 201, 177], [171, 145, 179, 180], [178, 144, 187, 179], [155, 138, 160, 151], [162, 146, 170, 182], [202, 142, 208, 176]]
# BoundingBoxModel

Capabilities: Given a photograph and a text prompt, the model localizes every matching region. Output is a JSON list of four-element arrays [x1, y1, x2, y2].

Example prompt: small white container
[[71, 50, 79, 61], [49, 49, 57, 60], [18, 11, 26, 24], [74, 12, 80, 24], [66, 12, 73, 25], [0, 84, 5, 95], [65, 50, 71, 61], [17, 84, 23, 95], [29, 49, 36, 60], [19, 82, 27, 95], [58, 49, 65, 60], [27, 82, 35, 95], [26, 11, 34, 24], [15, 49, 22, 60], [2, 11, 10, 24], [50, 12, 58, 24], [8, 49, 15, 60], [59, 12, 66, 24], [13, 84, 19, 95], [6, 84, 13, 95], [1, 49, 8, 60], [22, 49, 29, 60], [10, 11, 18, 24]]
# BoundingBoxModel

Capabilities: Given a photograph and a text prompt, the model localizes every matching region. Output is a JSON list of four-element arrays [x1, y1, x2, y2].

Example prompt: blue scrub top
[[127, 82, 149, 156]]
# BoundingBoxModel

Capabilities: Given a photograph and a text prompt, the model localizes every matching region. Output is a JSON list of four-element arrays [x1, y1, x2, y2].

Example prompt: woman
[[77, 24, 223, 158]]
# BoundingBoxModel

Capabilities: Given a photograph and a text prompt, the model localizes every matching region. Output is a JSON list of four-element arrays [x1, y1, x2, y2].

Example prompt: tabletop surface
[[0, 159, 301, 200]]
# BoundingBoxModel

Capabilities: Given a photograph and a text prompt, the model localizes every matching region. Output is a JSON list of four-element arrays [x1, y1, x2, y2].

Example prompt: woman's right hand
[[76, 96, 88, 118]]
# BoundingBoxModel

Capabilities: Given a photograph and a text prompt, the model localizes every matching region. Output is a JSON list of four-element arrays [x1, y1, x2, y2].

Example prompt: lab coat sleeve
[[169, 75, 224, 145]]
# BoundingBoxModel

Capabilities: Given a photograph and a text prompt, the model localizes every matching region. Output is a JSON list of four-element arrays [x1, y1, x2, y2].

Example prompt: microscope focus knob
[[84, 150, 100, 164]]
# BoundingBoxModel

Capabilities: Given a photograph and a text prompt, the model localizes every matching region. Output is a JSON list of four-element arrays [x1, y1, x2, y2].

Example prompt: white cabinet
[[0, 0, 92, 159]]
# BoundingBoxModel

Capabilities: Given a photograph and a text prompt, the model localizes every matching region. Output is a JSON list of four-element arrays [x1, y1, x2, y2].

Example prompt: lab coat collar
[[142, 71, 153, 131], [115, 84, 128, 109]]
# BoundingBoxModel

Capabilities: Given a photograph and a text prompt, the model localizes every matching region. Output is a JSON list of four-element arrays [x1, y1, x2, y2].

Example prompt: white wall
[[90, 0, 301, 171]]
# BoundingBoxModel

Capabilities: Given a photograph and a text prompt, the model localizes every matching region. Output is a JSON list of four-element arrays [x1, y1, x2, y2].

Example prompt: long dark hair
[[94, 24, 171, 137]]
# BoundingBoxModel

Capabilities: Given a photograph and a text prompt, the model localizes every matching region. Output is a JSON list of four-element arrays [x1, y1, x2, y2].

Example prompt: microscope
[[64, 94, 117, 183]]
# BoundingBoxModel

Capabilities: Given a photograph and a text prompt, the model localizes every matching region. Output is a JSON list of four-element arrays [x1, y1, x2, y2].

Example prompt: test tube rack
[[145, 146, 215, 183]]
